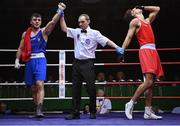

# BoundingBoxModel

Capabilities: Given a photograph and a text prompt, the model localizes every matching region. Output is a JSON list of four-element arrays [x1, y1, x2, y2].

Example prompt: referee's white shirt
[[67, 26, 109, 60]]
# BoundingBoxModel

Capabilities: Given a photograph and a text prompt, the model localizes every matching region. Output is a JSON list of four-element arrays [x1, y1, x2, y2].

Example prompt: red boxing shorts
[[139, 47, 164, 77]]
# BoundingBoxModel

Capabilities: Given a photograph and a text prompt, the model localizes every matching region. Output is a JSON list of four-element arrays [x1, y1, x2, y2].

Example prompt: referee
[[60, 12, 124, 120]]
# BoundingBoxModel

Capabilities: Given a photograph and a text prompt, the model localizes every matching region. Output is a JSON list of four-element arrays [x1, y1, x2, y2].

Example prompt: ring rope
[[1, 81, 180, 86], [0, 96, 180, 101], [1, 62, 180, 67], [1, 48, 180, 52]]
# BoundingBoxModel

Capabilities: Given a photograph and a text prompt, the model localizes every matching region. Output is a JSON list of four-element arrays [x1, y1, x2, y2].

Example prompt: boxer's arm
[[15, 32, 25, 69], [16, 32, 25, 59], [116, 19, 137, 62], [122, 18, 138, 49], [43, 3, 66, 36], [60, 13, 68, 33], [106, 39, 125, 62], [144, 6, 160, 23]]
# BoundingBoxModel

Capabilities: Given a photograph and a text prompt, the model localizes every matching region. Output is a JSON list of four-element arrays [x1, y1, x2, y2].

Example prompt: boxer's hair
[[123, 9, 135, 23], [30, 13, 42, 21]]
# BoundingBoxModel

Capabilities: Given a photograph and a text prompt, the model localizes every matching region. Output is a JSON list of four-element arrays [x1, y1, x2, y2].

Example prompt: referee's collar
[[83, 26, 91, 32]]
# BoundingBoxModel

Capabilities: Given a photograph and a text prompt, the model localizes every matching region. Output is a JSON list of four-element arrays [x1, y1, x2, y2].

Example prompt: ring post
[[59, 50, 66, 99]]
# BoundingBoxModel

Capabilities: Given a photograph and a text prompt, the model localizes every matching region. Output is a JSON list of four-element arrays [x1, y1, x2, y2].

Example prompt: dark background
[[0, 0, 180, 81], [0, 0, 180, 49]]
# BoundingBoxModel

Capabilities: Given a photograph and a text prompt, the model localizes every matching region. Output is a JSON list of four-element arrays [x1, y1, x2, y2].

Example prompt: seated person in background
[[0, 102, 11, 115], [172, 106, 180, 114], [107, 74, 116, 82], [83, 103, 90, 114], [116, 71, 126, 82], [152, 105, 164, 113], [96, 89, 112, 114], [47, 75, 55, 83], [96, 72, 106, 83]]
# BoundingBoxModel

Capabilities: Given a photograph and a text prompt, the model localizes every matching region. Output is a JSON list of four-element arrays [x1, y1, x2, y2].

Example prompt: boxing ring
[[0, 48, 180, 125]]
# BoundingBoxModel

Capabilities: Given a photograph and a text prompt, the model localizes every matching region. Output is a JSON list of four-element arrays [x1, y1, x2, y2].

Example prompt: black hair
[[30, 13, 42, 21], [83, 103, 90, 114], [123, 9, 135, 24]]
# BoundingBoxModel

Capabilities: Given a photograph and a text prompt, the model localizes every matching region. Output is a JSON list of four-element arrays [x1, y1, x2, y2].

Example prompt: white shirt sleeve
[[95, 31, 109, 47], [67, 28, 76, 38]]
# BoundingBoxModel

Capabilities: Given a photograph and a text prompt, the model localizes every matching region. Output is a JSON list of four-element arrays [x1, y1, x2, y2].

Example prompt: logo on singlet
[[38, 38, 41, 42]]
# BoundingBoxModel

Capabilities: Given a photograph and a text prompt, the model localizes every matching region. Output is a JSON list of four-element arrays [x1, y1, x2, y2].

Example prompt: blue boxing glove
[[60, 10, 64, 17], [116, 47, 124, 55], [57, 2, 66, 17], [57, 9, 64, 17], [116, 47, 125, 62], [57, 8, 61, 16]]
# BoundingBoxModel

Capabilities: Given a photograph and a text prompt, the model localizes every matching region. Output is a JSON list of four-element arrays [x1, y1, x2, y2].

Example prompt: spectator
[[107, 74, 116, 82], [47, 75, 55, 83], [96, 89, 112, 114], [0, 102, 11, 115], [116, 71, 126, 82], [96, 72, 106, 83], [152, 105, 164, 113], [172, 106, 180, 114], [83, 103, 90, 114]]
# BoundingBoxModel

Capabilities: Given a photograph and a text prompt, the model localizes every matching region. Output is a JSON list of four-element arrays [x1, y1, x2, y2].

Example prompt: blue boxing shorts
[[25, 58, 47, 86]]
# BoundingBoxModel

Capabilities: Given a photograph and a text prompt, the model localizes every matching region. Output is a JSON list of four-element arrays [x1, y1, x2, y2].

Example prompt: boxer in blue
[[15, 3, 66, 117]]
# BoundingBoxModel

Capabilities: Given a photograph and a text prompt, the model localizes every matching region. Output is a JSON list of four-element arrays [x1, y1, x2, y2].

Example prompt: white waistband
[[30, 52, 45, 59], [140, 44, 156, 50]]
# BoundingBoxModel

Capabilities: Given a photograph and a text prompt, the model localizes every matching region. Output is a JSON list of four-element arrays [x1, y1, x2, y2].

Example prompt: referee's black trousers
[[72, 59, 96, 114]]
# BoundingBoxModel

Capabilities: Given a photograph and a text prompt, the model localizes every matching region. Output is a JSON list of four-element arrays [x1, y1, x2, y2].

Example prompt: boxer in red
[[120, 6, 164, 119]]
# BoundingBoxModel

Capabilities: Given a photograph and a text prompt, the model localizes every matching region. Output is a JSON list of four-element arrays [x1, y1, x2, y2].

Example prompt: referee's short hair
[[79, 14, 90, 22]]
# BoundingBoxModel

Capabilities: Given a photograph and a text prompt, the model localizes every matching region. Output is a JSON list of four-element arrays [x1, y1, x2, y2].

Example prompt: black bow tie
[[81, 29, 87, 33]]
